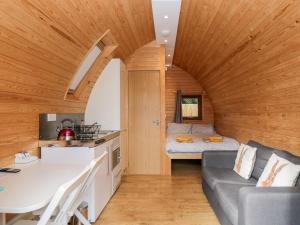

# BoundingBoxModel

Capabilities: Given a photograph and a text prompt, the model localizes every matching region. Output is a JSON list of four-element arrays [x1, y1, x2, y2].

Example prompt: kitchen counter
[[38, 130, 120, 148]]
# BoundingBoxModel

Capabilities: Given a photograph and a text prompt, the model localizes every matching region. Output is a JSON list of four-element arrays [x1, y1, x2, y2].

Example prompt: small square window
[[182, 95, 202, 120]]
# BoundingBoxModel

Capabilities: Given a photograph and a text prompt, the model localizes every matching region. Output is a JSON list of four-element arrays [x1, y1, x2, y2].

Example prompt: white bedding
[[166, 133, 240, 153]]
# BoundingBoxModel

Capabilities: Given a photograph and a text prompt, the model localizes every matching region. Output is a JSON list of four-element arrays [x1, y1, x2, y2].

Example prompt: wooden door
[[128, 71, 161, 174]]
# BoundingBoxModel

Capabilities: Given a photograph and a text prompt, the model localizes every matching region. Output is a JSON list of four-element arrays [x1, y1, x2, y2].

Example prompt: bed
[[165, 123, 240, 159]]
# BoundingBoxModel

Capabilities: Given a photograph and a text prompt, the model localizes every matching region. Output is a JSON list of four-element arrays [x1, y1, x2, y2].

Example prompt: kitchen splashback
[[39, 113, 84, 140]]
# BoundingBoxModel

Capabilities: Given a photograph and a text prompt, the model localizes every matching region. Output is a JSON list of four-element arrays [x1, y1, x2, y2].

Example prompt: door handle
[[152, 120, 160, 126]]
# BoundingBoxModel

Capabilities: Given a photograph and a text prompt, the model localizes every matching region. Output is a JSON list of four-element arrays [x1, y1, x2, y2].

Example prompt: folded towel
[[176, 136, 193, 143], [203, 136, 224, 143]]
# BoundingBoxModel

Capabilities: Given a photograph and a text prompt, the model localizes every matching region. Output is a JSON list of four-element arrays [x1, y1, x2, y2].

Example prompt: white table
[[0, 160, 86, 225]]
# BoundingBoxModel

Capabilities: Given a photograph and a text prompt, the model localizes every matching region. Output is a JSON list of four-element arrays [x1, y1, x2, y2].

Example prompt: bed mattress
[[166, 133, 240, 153]]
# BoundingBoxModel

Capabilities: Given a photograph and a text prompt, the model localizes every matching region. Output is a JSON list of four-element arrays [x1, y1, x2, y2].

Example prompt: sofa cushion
[[247, 140, 275, 180], [202, 167, 257, 191], [248, 140, 300, 186], [257, 153, 300, 187], [215, 183, 248, 225]]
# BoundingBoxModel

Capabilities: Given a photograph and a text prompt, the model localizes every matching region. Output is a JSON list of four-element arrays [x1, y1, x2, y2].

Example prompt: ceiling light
[[161, 29, 170, 37], [167, 54, 171, 57], [164, 15, 169, 19], [164, 39, 168, 43]]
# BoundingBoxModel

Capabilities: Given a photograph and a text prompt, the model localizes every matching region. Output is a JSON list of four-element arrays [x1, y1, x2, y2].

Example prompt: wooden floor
[[96, 160, 220, 225]]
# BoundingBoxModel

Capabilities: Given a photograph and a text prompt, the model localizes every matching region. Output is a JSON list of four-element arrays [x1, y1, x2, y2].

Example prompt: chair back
[[37, 165, 90, 225], [69, 151, 108, 214], [83, 151, 108, 192]]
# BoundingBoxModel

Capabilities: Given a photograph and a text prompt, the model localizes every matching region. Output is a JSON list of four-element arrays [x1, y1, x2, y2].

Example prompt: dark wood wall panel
[[174, 0, 300, 155]]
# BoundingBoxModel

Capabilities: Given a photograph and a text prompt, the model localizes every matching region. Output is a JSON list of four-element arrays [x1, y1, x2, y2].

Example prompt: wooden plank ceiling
[[0, 0, 155, 165], [174, 0, 300, 155]]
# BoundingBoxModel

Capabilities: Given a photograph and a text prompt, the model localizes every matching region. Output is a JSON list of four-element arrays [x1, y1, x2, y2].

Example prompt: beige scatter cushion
[[257, 153, 300, 187], [233, 144, 257, 179]]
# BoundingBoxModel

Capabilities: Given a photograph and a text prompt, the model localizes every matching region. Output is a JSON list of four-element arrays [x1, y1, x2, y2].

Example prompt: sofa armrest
[[202, 151, 237, 169], [238, 187, 300, 225]]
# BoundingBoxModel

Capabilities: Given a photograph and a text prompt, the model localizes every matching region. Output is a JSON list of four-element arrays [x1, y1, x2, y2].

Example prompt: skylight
[[68, 42, 104, 92]]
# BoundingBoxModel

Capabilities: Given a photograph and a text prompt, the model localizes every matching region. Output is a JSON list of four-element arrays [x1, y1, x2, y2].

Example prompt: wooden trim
[[160, 45, 171, 175], [167, 153, 202, 160], [120, 60, 129, 174], [65, 30, 118, 101]]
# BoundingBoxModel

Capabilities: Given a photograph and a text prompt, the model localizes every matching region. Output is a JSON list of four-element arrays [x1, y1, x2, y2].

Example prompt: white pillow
[[191, 124, 215, 135], [167, 123, 191, 134], [257, 153, 300, 187], [233, 144, 257, 179]]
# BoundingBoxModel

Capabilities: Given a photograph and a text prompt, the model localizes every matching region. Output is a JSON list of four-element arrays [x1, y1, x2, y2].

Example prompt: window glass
[[68, 44, 103, 92], [182, 95, 202, 120]]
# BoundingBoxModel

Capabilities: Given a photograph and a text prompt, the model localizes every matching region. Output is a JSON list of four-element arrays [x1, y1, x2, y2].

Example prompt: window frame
[[181, 95, 203, 120], [64, 30, 118, 101], [67, 41, 105, 94]]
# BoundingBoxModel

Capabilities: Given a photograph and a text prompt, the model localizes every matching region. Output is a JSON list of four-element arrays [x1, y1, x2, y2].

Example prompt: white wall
[[85, 59, 120, 130]]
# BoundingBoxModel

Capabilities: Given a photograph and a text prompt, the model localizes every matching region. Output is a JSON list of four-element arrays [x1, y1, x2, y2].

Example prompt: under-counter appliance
[[108, 137, 122, 194], [41, 140, 112, 222]]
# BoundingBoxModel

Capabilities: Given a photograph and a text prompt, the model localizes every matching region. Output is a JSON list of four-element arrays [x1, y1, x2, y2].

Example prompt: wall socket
[[47, 114, 57, 122]]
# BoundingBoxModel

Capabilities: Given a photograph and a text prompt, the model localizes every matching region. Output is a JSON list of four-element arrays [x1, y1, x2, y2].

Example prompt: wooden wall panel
[[174, 0, 300, 155], [126, 41, 161, 71], [120, 61, 129, 174], [165, 66, 214, 124], [126, 42, 171, 175], [0, 0, 155, 166]]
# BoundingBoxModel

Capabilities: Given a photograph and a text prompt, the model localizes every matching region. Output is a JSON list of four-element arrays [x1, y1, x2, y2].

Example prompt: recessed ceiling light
[[161, 29, 170, 37], [167, 54, 171, 57], [164, 15, 169, 19], [164, 39, 168, 43]]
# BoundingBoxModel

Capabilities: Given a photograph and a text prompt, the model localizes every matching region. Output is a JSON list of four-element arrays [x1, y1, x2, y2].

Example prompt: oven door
[[112, 146, 121, 171]]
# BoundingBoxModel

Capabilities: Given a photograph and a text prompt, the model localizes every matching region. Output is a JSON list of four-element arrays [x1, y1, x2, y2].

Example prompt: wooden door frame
[[159, 45, 171, 175], [124, 44, 171, 175]]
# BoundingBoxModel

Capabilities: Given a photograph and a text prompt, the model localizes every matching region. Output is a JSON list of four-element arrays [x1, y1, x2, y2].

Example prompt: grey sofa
[[202, 140, 300, 225]]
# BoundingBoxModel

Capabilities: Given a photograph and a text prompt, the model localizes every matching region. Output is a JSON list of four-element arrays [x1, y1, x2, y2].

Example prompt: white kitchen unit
[[41, 142, 112, 222], [107, 136, 122, 194]]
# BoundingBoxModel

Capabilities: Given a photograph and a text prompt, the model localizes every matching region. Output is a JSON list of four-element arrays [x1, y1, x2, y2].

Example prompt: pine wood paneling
[[128, 71, 161, 175], [166, 66, 214, 124], [0, 0, 155, 166], [126, 41, 161, 71], [174, 0, 300, 155], [126, 42, 171, 175], [159, 45, 171, 175], [120, 61, 129, 174]]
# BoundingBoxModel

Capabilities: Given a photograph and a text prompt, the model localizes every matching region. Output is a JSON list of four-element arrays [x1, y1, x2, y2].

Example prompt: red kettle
[[57, 119, 76, 141]]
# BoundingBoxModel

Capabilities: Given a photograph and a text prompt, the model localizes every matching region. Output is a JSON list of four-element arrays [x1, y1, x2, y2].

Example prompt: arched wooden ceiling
[[1, 0, 154, 65], [1, 0, 300, 163], [174, 0, 300, 154], [0, 0, 155, 165]]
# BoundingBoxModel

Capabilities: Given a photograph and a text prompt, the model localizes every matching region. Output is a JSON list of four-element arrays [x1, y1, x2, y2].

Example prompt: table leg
[[0, 213, 6, 225]]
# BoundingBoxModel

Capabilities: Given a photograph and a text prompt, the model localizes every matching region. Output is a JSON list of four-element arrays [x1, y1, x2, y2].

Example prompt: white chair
[[13, 164, 91, 225], [29, 152, 108, 225], [72, 152, 108, 225]]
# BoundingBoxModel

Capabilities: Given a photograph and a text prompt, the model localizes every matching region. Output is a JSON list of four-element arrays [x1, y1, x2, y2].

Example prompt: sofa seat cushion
[[203, 167, 257, 190], [215, 183, 248, 225]]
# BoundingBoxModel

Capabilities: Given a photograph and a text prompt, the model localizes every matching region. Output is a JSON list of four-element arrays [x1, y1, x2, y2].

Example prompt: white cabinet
[[41, 143, 112, 222]]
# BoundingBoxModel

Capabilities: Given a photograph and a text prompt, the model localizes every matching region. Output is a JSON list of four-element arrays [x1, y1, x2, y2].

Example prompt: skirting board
[[166, 152, 202, 159]]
